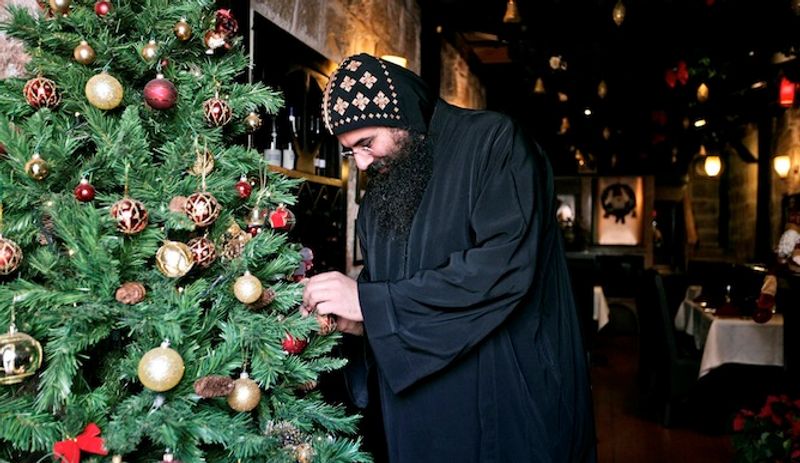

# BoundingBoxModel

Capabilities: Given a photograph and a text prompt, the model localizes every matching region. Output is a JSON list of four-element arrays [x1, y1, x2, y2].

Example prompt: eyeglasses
[[340, 145, 374, 159]]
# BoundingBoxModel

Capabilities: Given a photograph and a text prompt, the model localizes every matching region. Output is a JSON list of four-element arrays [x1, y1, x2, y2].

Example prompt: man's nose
[[354, 153, 373, 171]]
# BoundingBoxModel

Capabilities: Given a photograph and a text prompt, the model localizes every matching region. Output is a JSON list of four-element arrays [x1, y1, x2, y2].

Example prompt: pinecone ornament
[[266, 421, 304, 448], [193, 375, 235, 398], [115, 282, 146, 304]]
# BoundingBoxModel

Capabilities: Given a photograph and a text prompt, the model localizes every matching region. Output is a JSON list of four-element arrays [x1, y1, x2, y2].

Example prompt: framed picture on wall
[[594, 176, 645, 246]]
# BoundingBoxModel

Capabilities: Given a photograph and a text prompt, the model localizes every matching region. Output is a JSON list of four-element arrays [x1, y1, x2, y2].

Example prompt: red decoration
[[780, 77, 795, 107], [0, 143, 6, 157], [0, 236, 23, 275], [215, 9, 239, 35], [664, 61, 689, 89], [184, 192, 221, 227], [73, 178, 96, 202], [144, 75, 178, 110], [94, 0, 110, 16], [23, 76, 60, 109], [235, 175, 252, 199], [53, 423, 108, 463], [268, 206, 295, 231], [282, 334, 308, 355], [202, 96, 232, 126], [203, 30, 231, 54], [187, 236, 216, 268], [110, 198, 148, 234]]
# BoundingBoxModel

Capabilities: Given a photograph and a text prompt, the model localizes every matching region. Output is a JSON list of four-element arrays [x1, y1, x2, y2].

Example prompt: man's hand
[[301, 271, 363, 322], [335, 317, 365, 336]]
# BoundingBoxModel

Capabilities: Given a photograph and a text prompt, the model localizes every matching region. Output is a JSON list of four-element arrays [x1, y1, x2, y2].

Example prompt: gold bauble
[[233, 271, 262, 304], [24, 153, 49, 180], [244, 112, 262, 133], [226, 372, 261, 412], [155, 241, 194, 278], [137, 341, 185, 391], [0, 324, 43, 385], [48, 0, 71, 14], [73, 40, 96, 65], [294, 443, 315, 463], [141, 40, 159, 62], [85, 72, 123, 110], [174, 18, 192, 41]]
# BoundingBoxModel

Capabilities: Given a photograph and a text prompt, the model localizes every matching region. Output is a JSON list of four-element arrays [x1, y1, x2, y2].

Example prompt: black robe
[[350, 100, 596, 463]]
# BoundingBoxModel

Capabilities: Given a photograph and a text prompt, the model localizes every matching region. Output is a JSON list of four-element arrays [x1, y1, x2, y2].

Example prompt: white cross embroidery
[[346, 60, 362, 71], [333, 97, 349, 115], [373, 91, 390, 110], [359, 71, 378, 89], [352, 92, 369, 111], [339, 76, 356, 92]]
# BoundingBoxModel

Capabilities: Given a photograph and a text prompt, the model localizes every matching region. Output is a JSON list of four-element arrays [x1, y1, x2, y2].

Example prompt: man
[[302, 53, 596, 462]]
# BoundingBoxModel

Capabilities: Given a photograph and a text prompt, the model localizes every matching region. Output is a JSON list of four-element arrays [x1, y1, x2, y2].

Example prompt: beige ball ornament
[[137, 340, 185, 392], [85, 72, 123, 110], [155, 241, 194, 278], [141, 40, 159, 62], [73, 40, 96, 65], [233, 271, 262, 304], [48, 0, 71, 14], [226, 372, 261, 412]]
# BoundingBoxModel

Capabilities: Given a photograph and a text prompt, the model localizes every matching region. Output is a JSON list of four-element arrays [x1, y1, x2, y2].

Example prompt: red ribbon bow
[[53, 423, 108, 463]]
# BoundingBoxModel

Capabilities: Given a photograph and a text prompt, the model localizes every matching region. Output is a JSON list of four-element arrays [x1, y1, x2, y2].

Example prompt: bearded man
[[302, 53, 596, 463]]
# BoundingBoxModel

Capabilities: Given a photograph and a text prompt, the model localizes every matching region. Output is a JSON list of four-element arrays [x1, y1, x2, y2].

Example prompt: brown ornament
[[23, 76, 60, 109], [244, 112, 262, 132], [294, 443, 314, 463], [202, 95, 232, 126], [187, 236, 216, 268], [193, 374, 234, 398], [316, 313, 337, 335], [174, 18, 192, 41], [140, 40, 158, 62], [184, 192, 221, 227], [48, 0, 71, 14], [297, 380, 318, 393], [246, 286, 276, 310], [221, 221, 251, 260], [73, 40, 96, 65], [115, 281, 146, 304], [0, 236, 23, 275], [24, 153, 49, 180], [266, 421, 304, 447], [111, 197, 148, 234], [168, 196, 187, 213], [203, 29, 230, 54]]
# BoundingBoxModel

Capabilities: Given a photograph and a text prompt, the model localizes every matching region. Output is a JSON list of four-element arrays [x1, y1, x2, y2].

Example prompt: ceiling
[[422, 0, 800, 177]]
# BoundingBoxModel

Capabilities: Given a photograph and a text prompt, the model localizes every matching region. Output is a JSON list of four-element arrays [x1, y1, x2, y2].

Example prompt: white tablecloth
[[674, 287, 784, 378], [593, 285, 610, 332]]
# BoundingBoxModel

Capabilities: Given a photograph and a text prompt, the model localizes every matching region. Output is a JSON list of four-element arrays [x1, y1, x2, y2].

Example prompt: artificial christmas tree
[[0, 2, 369, 462]]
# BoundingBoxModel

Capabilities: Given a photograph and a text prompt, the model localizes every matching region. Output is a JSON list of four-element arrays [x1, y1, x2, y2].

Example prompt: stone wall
[[251, 0, 421, 74], [773, 109, 800, 240], [440, 40, 486, 109], [0, 0, 36, 79]]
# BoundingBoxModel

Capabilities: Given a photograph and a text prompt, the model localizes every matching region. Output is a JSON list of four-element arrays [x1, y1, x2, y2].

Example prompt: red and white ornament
[[184, 192, 221, 227], [202, 95, 232, 126], [0, 236, 23, 275], [94, 0, 111, 15], [268, 205, 295, 231], [74, 178, 96, 202], [282, 334, 307, 355], [187, 236, 216, 268], [143, 74, 177, 110], [203, 30, 230, 55], [234, 175, 252, 199], [214, 9, 239, 36], [110, 198, 148, 234], [23, 76, 60, 109]]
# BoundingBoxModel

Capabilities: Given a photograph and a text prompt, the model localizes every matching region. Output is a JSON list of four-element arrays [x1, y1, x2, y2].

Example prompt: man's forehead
[[338, 126, 385, 145]]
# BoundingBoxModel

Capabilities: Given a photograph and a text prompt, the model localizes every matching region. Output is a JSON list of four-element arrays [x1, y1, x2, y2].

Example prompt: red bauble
[[74, 178, 96, 202], [187, 236, 216, 268], [184, 191, 221, 227], [282, 334, 308, 355], [203, 30, 230, 55], [94, 0, 110, 15], [110, 198, 148, 234], [202, 96, 232, 126], [0, 236, 23, 275], [235, 175, 252, 199], [144, 74, 177, 110], [215, 9, 239, 35], [0, 143, 6, 157], [268, 206, 295, 231], [23, 76, 60, 109]]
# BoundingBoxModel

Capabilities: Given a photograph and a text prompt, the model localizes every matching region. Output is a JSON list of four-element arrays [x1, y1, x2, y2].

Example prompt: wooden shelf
[[268, 165, 344, 188]]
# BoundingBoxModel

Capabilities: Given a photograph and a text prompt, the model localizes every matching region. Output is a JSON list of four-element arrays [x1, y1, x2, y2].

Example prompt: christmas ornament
[[155, 241, 194, 278], [316, 313, 337, 336], [269, 205, 295, 231], [227, 372, 261, 412], [267, 421, 304, 447], [612, 0, 626, 26], [85, 72, 123, 110], [697, 82, 710, 103], [48, 0, 71, 15], [0, 323, 42, 384], [115, 281, 145, 304], [221, 221, 251, 260], [203, 30, 230, 54], [73, 178, 95, 202], [292, 247, 315, 281], [168, 196, 187, 213], [282, 334, 307, 355], [174, 18, 192, 41], [94, 0, 110, 15], [73, 40, 96, 65], [52, 423, 108, 463], [203, 95, 232, 126], [184, 192, 220, 227], [297, 380, 318, 393], [187, 236, 216, 268], [111, 198, 148, 234], [246, 206, 266, 236], [0, 143, 6, 157], [140, 40, 158, 62], [233, 271, 262, 304], [193, 374, 234, 398], [235, 175, 252, 199], [23, 76, 60, 109], [294, 443, 314, 463], [160, 451, 181, 463], [144, 74, 177, 110], [190, 148, 214, 176], [137, 341, 185, 391], [244, 112, 262, 132], [246, 286, 275, 310], [24, 153, 49, 180], [215, 9, 239, 36]]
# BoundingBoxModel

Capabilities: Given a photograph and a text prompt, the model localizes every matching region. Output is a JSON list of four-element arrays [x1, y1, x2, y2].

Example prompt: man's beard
[[363, 130, 433, 239]]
